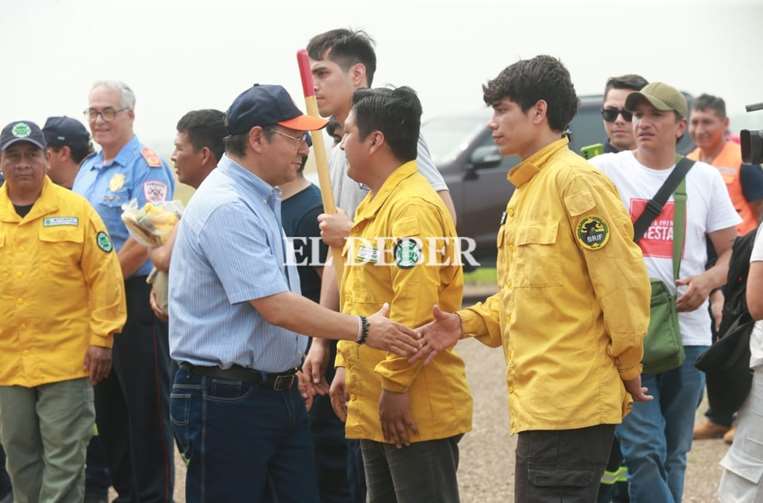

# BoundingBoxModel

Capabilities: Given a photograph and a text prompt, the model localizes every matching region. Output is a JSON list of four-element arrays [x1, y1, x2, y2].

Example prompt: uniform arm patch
[[143, 181, 169, 203], [394, 238, 422, 269], [576, 216, 610, 251], [96, 231, 114, 253]]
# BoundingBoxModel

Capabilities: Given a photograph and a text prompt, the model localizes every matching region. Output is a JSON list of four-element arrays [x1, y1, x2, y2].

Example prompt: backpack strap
[[672, 176, 687, 280]]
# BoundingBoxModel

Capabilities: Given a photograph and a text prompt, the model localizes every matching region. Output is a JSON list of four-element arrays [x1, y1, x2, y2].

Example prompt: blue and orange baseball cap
[[226, 84, 327, 135]]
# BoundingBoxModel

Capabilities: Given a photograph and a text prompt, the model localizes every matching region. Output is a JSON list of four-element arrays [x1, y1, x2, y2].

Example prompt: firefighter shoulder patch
[[576, 216, 610, 251]]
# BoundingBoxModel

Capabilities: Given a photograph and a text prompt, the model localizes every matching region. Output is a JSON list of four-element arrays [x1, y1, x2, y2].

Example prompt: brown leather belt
[[180, 363, 298, 391]]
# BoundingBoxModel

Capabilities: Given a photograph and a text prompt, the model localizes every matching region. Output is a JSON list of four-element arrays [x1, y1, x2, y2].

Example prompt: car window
[[423, 115, 489, 165], [568, 103, 606, 152], [472, 129, 520, 171]]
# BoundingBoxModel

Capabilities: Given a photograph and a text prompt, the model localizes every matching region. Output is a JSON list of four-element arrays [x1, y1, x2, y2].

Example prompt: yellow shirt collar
[[354, 160, 418, 224], [508, 137, 570, 187], [0, 176, 59, 223]]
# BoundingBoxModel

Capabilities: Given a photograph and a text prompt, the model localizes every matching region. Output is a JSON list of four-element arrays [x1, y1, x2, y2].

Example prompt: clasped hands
[[297, 305, 460, 448]]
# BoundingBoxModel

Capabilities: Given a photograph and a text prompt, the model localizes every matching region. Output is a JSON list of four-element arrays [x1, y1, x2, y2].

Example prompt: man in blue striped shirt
[[168, 84, 420, 503]]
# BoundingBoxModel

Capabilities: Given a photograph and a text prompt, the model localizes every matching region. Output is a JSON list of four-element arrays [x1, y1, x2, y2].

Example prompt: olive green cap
[[625, 81, 688, 118]]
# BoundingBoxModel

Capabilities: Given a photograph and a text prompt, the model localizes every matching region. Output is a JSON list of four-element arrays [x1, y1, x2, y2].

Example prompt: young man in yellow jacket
[[413, 56, 652, 502], [0, 120, 126, 502], [323, 86, 472, 503]]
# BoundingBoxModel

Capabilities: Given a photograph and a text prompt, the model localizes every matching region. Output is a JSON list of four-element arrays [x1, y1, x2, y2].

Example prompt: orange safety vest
[[689, 142, 757, 234]]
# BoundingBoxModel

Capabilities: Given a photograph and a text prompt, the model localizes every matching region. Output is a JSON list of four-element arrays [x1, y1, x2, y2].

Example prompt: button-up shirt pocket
[[38, 226, 84, 273], [100, 187, 129, 208], [512, 221, 562, 288]]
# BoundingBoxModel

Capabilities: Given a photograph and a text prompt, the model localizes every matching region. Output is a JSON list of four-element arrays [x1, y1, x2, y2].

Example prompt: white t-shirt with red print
[[591, 150, 741, 346]]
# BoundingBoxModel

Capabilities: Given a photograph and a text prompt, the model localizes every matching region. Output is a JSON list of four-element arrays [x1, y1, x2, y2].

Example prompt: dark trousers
[[0, 444, 10, 499], [94, 277, 174, 503], [347, 440, 366, 503], [516, 424, 615, 503], [597, 438, 629, 503], [310, 397, 352, 503], [360, 435, 462, 503], [171, 365, 319, 503], [704, 313, 735, 427], [704, 407, 734, 428], [85, 435, 111, 498], [309, 342, 352, 503]]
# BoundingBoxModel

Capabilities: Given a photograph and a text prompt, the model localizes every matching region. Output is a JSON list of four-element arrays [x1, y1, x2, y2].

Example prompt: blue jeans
[[617, 345, 708, 503], [171, 366, 319, 503]]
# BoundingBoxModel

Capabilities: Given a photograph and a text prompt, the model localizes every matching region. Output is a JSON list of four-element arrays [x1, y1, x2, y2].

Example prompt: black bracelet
[[356, 316, 369, 345]]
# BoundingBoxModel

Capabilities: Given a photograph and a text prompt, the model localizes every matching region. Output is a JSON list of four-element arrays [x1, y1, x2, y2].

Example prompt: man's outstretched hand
[[366, 303, 421, 357], [409, 305, 463, 365]]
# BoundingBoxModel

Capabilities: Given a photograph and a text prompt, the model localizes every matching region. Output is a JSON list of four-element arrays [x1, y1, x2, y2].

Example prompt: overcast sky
[[3, 0, 762, 155]]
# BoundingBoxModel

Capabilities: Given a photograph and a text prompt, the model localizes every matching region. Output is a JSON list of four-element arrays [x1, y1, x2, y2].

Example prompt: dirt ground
[[116, 337, 726, 502], [455, 338, 726, 503]]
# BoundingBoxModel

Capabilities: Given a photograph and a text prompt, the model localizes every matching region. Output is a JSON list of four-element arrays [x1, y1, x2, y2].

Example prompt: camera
[[741, 102, 763, 164]]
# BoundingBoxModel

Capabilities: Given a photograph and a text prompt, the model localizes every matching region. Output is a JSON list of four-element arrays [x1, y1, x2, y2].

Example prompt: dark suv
[[423, 94, 694, 263]]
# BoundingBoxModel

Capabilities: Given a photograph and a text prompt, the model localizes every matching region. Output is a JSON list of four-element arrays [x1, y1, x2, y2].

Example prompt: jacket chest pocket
[[38, 226, 84, 271], [344, 265, 385, 308], [511, 221, 562, 288]]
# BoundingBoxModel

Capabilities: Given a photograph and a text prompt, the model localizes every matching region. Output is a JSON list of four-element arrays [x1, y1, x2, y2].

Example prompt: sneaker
[[693, 419, 730, 440], [723, 426, 736, 445]]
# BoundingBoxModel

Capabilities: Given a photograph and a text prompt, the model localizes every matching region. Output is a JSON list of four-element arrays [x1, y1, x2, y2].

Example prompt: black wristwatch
[[356, 316, 369, 344]]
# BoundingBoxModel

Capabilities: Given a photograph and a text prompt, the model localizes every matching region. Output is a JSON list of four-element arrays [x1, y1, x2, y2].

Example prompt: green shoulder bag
[[642, 176, 687, 374]]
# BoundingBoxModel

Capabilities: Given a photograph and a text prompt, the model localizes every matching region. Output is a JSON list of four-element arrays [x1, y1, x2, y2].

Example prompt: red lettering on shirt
[[630, 198, 679, 258]]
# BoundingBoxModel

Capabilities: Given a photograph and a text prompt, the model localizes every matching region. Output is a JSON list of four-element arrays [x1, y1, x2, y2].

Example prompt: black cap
[[225, 84, 327, 135], [0, 121, 46, 151], [43, 116, 90, 150]]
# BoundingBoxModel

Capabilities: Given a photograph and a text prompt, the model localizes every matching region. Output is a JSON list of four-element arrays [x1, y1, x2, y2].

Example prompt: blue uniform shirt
[[168, 154, 306, 372], [73, 136, 175, 277]]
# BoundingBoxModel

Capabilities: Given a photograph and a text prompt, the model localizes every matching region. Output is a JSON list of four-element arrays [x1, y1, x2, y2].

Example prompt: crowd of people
[[0, 27, 762, 503]]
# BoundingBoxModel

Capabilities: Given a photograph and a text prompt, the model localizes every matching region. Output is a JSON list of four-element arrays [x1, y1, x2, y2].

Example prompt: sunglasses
[[601, 108, 633, 123]]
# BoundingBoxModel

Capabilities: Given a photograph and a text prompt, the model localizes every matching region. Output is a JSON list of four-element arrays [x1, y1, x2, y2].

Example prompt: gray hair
[[90, 80, 136, 110]]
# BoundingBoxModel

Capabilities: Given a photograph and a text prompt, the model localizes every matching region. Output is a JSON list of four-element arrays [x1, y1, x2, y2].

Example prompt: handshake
[[297, 304, 462, 411]]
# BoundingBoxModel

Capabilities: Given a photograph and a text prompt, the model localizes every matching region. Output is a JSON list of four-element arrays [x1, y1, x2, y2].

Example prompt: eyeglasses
[[271, 129, 309, 147], [83, 107, 129, 122], [601, 108, 633, 123]]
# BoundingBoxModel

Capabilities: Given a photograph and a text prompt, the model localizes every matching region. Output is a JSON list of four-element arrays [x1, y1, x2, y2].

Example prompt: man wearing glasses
[[600, 74, 649, 154], [73, 80, 176, 503]]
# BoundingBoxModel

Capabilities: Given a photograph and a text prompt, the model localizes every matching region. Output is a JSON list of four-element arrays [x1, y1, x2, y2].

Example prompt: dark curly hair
[[483, 55, 579, 133]]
